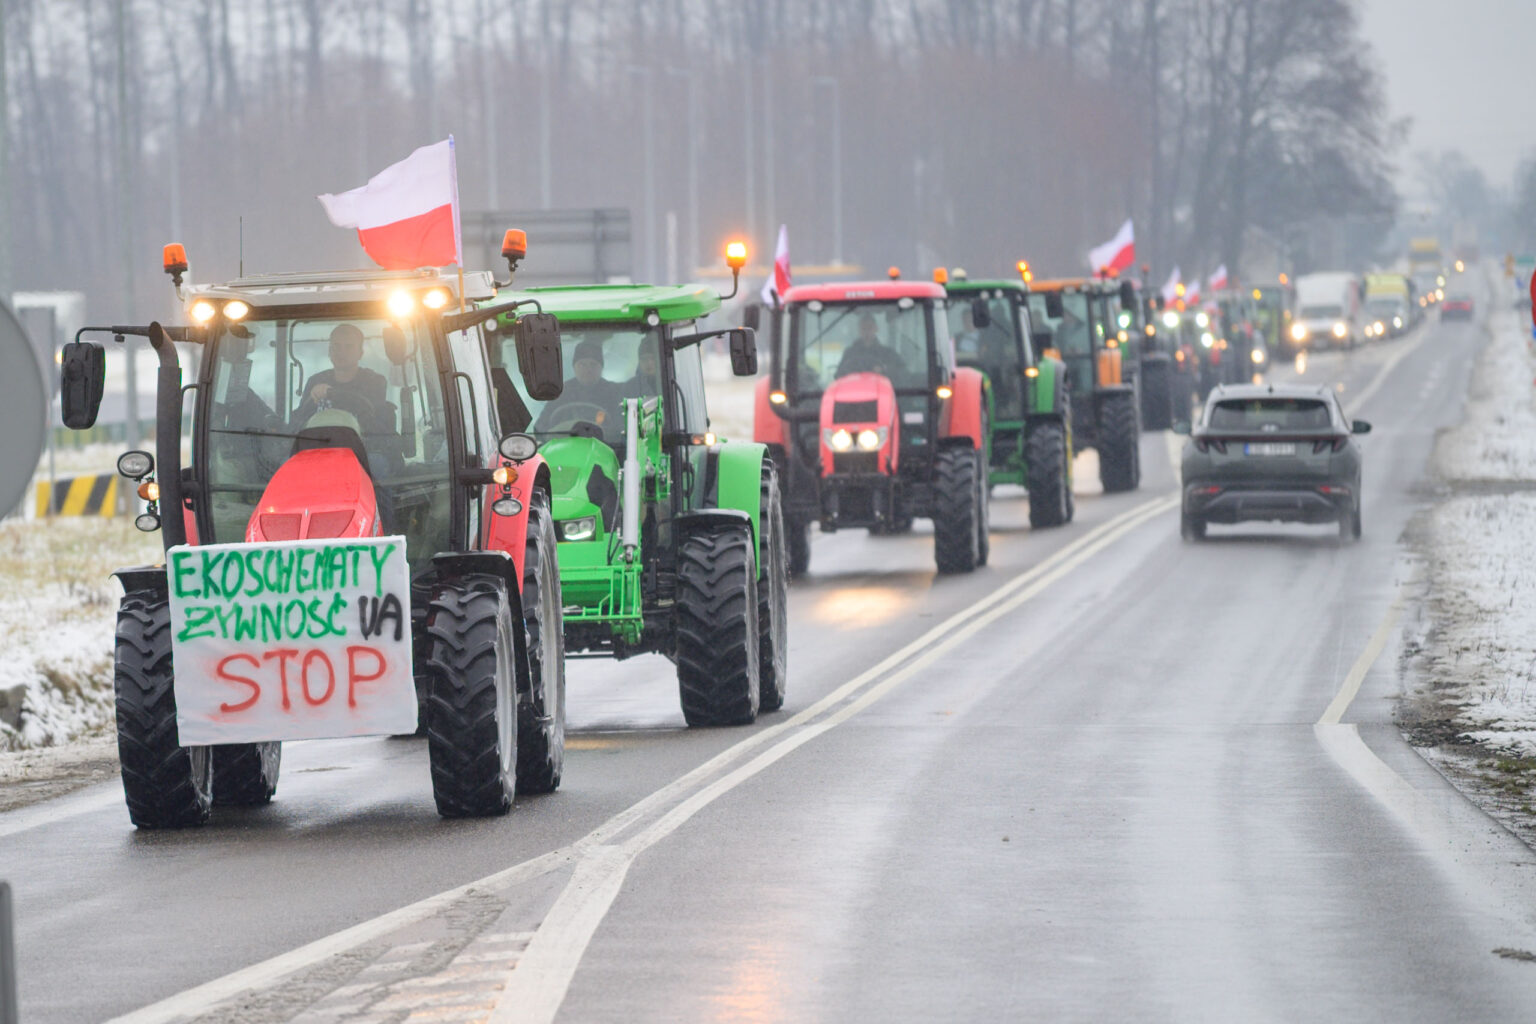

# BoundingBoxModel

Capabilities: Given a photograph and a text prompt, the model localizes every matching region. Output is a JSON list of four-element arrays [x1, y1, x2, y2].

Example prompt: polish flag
[[319, 138, 462, 270], [1185, 280, 1202, 307], [1160, 267, 1182, 305], [1208, 264, 1229, 292], [1087, 219, 1135, 278], [760, 225, 792, 306]]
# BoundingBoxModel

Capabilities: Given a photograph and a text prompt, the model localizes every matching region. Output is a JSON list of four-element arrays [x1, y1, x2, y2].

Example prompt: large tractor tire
[[786, 514, 812, 578], [114, 592, 212, 828], [933, 446, 982, 574], [676, 522, 761, 726], [976, 460, 991, 567], [211, 742, 281, 806], [1140, 361, 1174, 431], [1026, 420, 1072, 529], [1098, 392, 1141, 493], [424, 574, 516, 817], [517, 492, 566, 795], [758, 469, 790, 713]]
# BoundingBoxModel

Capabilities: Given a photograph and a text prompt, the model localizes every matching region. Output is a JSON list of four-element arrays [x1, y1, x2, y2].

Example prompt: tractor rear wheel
[[425, 574, 516, 817], [1140, 361, 1174, 430], [786, 514, 812, 577], [758, 469, 790, 713], [114, 593, 211, 828], [676, 522, 761, 726], [976, 460, 991, 567], [1026, 420, 1071, 529], [517, 492, 566, 795], [933, 446, 982, 573], [1098, 392, 1141, 493], [211, 742, 281, 806]]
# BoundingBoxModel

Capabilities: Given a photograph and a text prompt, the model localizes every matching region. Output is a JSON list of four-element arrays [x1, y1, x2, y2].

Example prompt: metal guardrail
[[1, 880, 17, 1024]]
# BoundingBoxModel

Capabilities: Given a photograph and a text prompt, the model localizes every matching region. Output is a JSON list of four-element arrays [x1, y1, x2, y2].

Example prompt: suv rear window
[[1208, 398, 1332, 430]]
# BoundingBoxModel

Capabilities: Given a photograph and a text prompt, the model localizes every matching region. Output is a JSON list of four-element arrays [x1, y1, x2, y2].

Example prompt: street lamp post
[[812, 75, 844, 264]]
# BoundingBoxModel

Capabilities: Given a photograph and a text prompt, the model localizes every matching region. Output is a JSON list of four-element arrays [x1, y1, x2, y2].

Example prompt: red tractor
[[751, 278, 990, 575], [58, 242, 569, 826]]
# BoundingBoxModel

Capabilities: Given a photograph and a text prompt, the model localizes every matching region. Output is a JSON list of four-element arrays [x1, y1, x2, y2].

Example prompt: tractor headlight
[[1393, 316, 1403, 329], [1196, 312, 1210, 328], [1200, 332, 1214, 348], [1332, 322, 1348, 339], [223, 300, 250, 321], [190, 299, 217, 324], [1162, 311, 1181, 329], [825, 428, 854, 451], [1291, 323, 1307, 341], [856, 427, 888, 450], [1252, 348, 1266, 364], [557, 516, 597, 541]]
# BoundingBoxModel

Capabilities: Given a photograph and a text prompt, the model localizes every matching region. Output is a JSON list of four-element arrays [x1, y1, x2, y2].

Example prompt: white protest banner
[[167, 536, 417, 744]]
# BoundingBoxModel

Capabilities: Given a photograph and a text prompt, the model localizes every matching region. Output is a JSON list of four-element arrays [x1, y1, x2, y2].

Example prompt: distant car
[[1441, 295, 1474, 321], [1177, 384, 1370, 541]]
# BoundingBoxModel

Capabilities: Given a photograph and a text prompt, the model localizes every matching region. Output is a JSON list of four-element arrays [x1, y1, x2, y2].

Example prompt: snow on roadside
[[1417, 286, 1536, 758]]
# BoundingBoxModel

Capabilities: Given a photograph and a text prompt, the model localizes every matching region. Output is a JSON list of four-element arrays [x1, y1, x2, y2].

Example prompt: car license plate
[[1244, 442, 1295, 456]]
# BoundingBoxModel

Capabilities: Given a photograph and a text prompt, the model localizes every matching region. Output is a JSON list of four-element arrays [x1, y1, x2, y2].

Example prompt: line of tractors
[[57, 236, 1277, 829]]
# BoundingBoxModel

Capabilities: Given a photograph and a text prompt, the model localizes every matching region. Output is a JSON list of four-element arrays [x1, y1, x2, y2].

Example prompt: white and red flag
[[760, 224, 792, 306], [1087, 219, 1135, 278], [319, 138, 462, 270], [1160, 267, 1182, 305], [1208, 264, 1229, 292], [1184, 279, 1202, 307]]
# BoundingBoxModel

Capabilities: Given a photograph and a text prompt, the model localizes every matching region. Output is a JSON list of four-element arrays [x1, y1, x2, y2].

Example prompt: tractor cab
[[59, 249, 571, 826], [755, 277, 991, 574]]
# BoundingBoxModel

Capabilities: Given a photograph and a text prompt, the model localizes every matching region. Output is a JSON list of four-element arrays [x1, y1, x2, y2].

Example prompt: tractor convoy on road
[[56, 224, 1430, 828]]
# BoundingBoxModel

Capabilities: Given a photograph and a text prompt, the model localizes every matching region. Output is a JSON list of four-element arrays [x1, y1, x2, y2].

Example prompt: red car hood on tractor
[[246, 447, 382, 542], [819, 372, 900, 477]]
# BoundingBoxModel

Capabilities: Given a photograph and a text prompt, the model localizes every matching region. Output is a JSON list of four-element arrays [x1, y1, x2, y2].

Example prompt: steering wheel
[[536, 401, 611, 438]]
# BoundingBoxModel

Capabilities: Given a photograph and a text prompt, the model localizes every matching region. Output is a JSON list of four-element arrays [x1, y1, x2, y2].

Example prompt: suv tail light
[[1195, 438, 1227, 454], [1313, 437, 1347, 454]]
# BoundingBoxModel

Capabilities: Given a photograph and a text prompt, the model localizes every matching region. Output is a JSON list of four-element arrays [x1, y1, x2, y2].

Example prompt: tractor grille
[[832, 452, 879, 475], [832, 400, 879, 424]]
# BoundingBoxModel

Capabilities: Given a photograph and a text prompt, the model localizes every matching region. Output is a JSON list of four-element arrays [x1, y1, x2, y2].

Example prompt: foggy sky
[[1360, 0, 1536, 191]]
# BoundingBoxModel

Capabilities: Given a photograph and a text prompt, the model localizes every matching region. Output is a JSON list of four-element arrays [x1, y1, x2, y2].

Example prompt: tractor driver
[[836, 313, 904, 378], [535, 335, 624, 436], [295, 323, 390, 432], [625, 336, 662, 398]]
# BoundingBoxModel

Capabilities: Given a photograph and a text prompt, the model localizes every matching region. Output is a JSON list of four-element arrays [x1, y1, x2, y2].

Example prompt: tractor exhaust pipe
[[148, 322, 187, 550], [622, 399, 641, 562]]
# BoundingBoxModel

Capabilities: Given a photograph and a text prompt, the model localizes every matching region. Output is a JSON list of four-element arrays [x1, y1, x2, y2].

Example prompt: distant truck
[[1409, 237, 1443, 278], [1362, 274, 1415, 338], [1291, 272, 1361, 350]]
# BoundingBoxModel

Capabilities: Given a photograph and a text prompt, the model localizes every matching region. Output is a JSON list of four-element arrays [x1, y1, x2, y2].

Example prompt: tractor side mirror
[[1171, 421, 1192, 435], [742, 304, 761, 331], [970, 298, 992, 329], [515, 313, 564, 401], [60, 341, 106, 429], [728, 328, 758, 376], [1119, 280, 1137, 309], [1351, 419, 1372, 435], [1045, 292, 1065, 319]]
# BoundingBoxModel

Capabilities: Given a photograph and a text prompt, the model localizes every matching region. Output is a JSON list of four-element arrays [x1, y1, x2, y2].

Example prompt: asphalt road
[[8, 279, 1536, 1022]]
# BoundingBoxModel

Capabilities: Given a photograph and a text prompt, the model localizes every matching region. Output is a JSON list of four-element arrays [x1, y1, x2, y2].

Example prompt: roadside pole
[[1, 881, 17, 1024]]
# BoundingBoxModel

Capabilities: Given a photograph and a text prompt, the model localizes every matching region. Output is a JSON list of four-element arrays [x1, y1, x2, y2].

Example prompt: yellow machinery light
[[936, 384, 953, 400], [1175, 349, 1186, 363], [387, 289, 415, 318], [491, 465, 518, 486], [1025, 366, 1040, 378], [888, 266, 902, 280], [422, 288, 450, 310], [1145, 324, 1157, 336], [137, 481, 160, 502], [1117, 330, 1129, 343], [1279, 273, 1290, 286], [1107, 339, 1119, 349], [1017, 260, 1033, 283], [222, 299, 250, 321], [1252, 289, 1262, 300], [1175, 283, 1187, 298], [725, 241, 748, 269], [190, 300, 217, 324], [769, 390, 787, 405], [932, 267, 949, 285]]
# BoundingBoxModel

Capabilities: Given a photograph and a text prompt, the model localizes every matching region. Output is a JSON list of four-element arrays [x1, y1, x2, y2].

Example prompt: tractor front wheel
[[1098, 392, 1141, 493], [676, 522, 761, 726], [114, 593, 212, 828], [758, 468, 790, 713], [211, 742, 281, 806], [425, 574, 516, 817], [1026, 420, 1072, 529], [933, 446, 982, 573], [1141, 361, 1174, 430], [786, 514, 812, 578], [517, 491, 566, 795]]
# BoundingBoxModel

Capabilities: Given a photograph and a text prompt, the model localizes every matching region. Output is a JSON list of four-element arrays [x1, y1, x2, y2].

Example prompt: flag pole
[[457, 264, 467, 313]]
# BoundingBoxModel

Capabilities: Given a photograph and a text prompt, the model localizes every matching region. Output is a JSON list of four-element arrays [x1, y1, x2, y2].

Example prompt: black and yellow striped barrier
[[34, 473, 118, 517]]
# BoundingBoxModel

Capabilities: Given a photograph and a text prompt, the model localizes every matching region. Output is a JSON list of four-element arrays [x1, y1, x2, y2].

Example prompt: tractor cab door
[[445, 322, 502, 547], [665, 323, 712, 515], [949, 292, 1024, 422]]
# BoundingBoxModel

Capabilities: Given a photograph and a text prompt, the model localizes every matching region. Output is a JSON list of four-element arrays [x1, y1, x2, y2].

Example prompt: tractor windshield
[[947, 295, 1025, 419], [201, 314, 453, 567], [495, 325, 658, 444], [786, 300, 933, 394], [1027, 291, 1093, 356]]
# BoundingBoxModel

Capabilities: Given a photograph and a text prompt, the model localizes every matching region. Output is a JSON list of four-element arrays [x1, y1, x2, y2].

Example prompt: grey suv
[[1176, 384, 1370, 541]]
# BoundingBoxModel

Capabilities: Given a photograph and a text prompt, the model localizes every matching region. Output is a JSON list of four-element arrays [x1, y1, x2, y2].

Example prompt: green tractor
[[1025, 278, 1143, 493], [941, 272, 1074, 528], [485, 262, 789, 727]]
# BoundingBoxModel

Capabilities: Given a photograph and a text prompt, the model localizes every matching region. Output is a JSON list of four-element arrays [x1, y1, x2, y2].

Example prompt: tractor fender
[[940, 366, 989, 450], [753, 377, 789, 449], [112, 564, 168, 598], [1031, 356, 1068, 418], [430, 549, 531, 693], [708, 441, 767, 561], [481, 453, 552, 590]]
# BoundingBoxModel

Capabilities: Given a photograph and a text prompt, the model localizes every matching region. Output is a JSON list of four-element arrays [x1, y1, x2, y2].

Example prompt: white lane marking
[[116, 493, 1179, 1024], [485, 495, 1178, 1024], [0, 784, 120, 840], [1164, 432, 1184, 480], [1318, 598, 1404, 725]]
